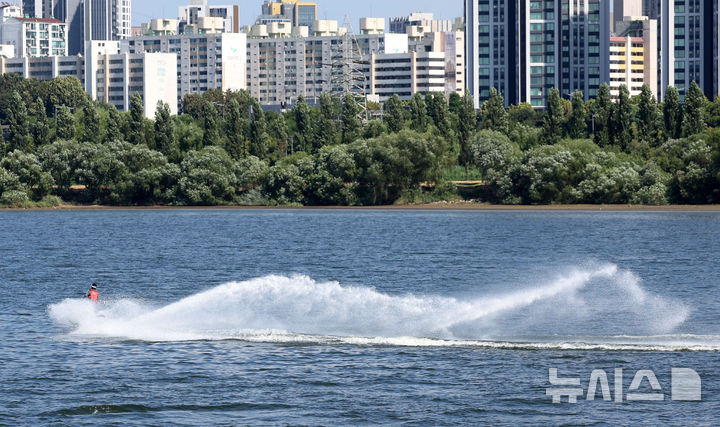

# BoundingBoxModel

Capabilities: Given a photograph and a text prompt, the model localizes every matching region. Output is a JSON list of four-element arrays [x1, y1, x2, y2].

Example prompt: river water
[[1, 209, 718, 424]]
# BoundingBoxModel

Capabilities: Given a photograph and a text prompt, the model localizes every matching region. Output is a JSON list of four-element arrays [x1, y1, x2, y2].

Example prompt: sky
[[132, 0, 464, 28]]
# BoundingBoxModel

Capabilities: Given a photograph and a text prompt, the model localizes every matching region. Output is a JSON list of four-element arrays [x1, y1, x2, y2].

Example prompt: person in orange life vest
[[86, 283, 99, 301]]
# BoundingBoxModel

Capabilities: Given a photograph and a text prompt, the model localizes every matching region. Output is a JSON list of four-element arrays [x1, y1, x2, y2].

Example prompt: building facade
[[122, 32, 247, 111], [558, 0, 610, 101], [0, 7, 68, 58], [246, 31, 463, 107], [655, 0, 719, 100], [178, 1, 240, 34], [609, 36, 648, 98], [611, 17, 659, 99], [261, 0, 318, 31], [389, 13, 454, 34], [0, 54, 83, 80], [84, 0, 132, 43], [85, 41, 177, 117], [53, 0, 85, 55], [465, 0, 609, 108], [0, 42, 177, 118]]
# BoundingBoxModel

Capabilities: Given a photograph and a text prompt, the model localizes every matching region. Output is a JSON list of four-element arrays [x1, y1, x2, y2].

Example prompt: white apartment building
[[0, 54, 83, 80], [121, 32, 247, 110], [0, 42, 177, 118], [411, 30, 465, 97], [366, 51, 447, 101], [93, 58, 176, 117], [178, 0, 240, 34], [247, 31, 464, 106], [389, 13, 453, 35], [0, 5, 67, 58], [609, 36, 647, 98]]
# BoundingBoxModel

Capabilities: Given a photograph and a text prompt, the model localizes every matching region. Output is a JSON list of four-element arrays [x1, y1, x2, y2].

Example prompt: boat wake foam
[[48, 264, 716, 351]]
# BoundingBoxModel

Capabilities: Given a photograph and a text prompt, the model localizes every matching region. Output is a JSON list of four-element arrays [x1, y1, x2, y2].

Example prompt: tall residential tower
[[465, 0, 609, 108]]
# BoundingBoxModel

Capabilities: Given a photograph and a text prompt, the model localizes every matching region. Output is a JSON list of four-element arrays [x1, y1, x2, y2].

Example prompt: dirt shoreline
[[3, 202, 720, 212]]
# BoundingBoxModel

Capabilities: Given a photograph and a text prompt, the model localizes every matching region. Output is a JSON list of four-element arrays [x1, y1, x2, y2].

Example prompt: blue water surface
[[0, 209, 718, 425]]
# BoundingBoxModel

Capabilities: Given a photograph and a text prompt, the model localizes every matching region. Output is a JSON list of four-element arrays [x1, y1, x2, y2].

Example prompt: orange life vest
[[88, 289, 99, 301]]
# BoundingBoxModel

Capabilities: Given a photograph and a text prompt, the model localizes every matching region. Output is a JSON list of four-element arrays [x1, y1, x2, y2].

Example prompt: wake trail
[[48, 264, 711, 350]]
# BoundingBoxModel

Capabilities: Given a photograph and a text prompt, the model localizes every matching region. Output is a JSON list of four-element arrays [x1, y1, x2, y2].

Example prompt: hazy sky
[[132, 0, 464, 27]]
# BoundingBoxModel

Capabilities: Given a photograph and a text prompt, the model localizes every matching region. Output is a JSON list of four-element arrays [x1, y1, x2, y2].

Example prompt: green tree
[[237, 156, 269, 190], [0, 150, 54, 200], [384, 94, 404, 133], [682, 80, 707, 137], [481, 87, 508, 134], [81, 103, 100, 143], [592, 83, 612, 146], [470, 130, 518, 203], [409, 93, 428, 132], [46, 76, 87, 111], [249, 100, 269, 158], [457, 90, 478, 179], [174, 146, 238, 205], [6, 91, 33, 152], [224, 98, 248, 159], [129, 92, 145, 145], [55, 105, 75, 141], [293, 95, 313, 152], [542, 88, 564, 144], [637, 84, 659, 143], [448, 92, 463, 115], [611, 84, 633, 149], [663, 86, 682, 139], [341, 94, 362, 144], [568, 90, 586, 139], [706, 96, 720, 127], [430, 92, 450, 135], [154, 101, 176, 158], [315, 93, 338, 149], [105, 105, 122, 143], [31, 98, 51, 147], [201, 101, 220, 147], [267, 112, 289, 158], [0, 119, 5, 155], [38, 139, 81, 194]]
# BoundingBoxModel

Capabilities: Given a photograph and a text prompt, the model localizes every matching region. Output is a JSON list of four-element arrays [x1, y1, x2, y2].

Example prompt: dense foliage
[[1, 73, 719, 206]]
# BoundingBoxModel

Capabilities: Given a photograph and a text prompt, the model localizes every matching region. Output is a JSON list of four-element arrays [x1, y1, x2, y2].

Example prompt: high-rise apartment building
[[0, 5, 68, 57], [246, 31, 463, 107], [655, 0, 718, 99], [84, 0, 131, 42], [178, 0, 240, 34], [52, 0, 84, 55], [0, 41, 178, 118], [47, 0, 129, 55], [558, 0, 610, 101], [19, 0, 61, 19], [389, 12, 454, 34], [121, 32, 247, 110], [612, 0, 643, 30], [21, 0, 41, 18], [85, 41, 178, 117], [465, 0, 609, 108], [611, 17, 659, 99], [261, 1, 318, 31]]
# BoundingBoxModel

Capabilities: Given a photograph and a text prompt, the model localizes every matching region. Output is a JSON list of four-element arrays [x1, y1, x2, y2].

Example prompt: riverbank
[[3, 201, 720, 212]]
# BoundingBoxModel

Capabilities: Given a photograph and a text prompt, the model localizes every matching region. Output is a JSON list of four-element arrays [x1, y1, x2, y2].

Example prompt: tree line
[[0, 72, 719, 206]]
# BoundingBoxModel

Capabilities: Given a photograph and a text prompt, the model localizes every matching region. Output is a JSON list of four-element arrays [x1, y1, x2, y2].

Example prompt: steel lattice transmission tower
[[330, 15, 369, 122]]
